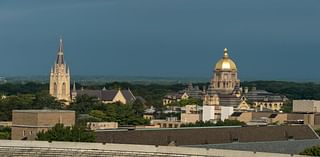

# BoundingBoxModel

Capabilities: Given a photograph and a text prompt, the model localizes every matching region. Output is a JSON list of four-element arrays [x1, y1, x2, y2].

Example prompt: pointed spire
[[223, 48, 229, 58], [56, 37, 65, 64], [58, 36, 64, 52]]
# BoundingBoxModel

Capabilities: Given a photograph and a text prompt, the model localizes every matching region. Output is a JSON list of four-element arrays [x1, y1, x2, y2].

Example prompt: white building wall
[[202, 105, 215, 122], [221, 106, 234, 121]]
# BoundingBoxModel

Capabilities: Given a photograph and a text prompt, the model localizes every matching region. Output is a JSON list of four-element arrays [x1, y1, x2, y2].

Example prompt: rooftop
[[96, 125, 318, 146], [188, 139, 320, 155], [12, 110, 75, 113]]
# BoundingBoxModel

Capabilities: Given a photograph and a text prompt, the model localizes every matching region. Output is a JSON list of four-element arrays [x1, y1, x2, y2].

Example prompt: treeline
[[0, 92, 63, 121], [242, 81, 320, 100], [1, 81, 320, 115], [69, 95, 149, 126], [0, 93, 148, 126]]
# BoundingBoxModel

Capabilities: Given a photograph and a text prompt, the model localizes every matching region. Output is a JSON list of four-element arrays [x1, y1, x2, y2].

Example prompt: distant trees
[[132, 99, 145, 116], [0, 92, 63, 121], [0, 82, 48, 95], [88, 102, 150, 126], [241, 81, 320, 100], [281, 100, 293, 113], [181, 120, 245, 127], [36, 124, 95, 142], [2, 81, 320, 125], [67, 95, 149, 126]]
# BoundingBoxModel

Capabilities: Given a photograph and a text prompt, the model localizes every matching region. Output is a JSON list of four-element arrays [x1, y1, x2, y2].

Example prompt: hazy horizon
[[0, 0, 320, 80]]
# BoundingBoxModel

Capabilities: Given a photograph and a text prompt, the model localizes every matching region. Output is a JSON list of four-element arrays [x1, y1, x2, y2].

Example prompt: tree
[[68, 95, 99, 114], [0, 93, 63, 121], [300, 145, 320, 156], [36, 124, 95, 142], [88, 103, 149, 126], [281, 100, 293, 113], [33, 92, 64, 109], [0, 127, 11, 139], [132, 99, 145, 116]]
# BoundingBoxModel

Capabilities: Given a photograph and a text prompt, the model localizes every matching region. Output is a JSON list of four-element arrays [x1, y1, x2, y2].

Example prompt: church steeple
[[50, 37, 71, 103], [56, 37, 64, 64]]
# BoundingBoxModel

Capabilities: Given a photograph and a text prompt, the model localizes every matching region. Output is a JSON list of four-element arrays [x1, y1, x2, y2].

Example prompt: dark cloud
[[0, 0, 319, 80]]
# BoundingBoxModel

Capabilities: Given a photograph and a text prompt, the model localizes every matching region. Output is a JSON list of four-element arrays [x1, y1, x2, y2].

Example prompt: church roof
[[76, 89, 136, 103], [121, 90, 136, 103], [245, 89, 285, 102]]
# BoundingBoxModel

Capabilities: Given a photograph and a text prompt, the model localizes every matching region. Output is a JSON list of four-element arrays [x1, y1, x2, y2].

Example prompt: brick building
[[11, 110, 75, 140]]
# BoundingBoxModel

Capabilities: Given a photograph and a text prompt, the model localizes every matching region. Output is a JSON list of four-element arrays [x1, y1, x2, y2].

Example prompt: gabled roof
[[121, 90, 136, 103], [76, 89, 136, 103], [101, 90, 118, 101]]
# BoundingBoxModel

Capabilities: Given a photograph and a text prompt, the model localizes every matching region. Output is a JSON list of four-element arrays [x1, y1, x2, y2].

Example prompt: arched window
[[54, 83, 58, 96], [62, 82, 66, 95]]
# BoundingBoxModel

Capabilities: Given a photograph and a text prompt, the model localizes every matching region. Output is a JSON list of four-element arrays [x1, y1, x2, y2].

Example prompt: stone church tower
[[49, 38, 71, 102], [210, 48, 240, 95]]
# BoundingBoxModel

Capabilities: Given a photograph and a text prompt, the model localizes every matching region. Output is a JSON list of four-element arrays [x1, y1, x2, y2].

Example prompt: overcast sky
[[0, 0, 319, 80]]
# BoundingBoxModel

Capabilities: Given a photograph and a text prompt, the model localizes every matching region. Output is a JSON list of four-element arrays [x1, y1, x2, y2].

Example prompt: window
[[62, 82, 66, 95], [54, 83, 58, 96]]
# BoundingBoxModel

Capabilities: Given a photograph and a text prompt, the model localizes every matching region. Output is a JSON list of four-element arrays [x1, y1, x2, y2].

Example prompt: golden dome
[[214, 48, 237, 71]]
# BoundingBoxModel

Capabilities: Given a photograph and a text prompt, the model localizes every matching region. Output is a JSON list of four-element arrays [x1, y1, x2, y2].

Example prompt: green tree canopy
[[300, 145, 320, 156], [0, 93, 63, 121], [36, 124, 95, 142], [0, 127, 11, 139]]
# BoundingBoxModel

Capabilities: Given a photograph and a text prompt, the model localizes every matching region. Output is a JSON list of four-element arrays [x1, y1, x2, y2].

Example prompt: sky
[[0, 0, 319, 80]]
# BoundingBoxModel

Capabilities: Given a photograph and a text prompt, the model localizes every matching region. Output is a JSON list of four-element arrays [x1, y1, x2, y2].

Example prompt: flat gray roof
[[12, 110, 75, 113], [186, 139, 320, 155]]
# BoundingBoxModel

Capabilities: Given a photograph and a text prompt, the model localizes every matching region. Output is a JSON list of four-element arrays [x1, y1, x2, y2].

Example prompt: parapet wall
[[0, 140, 308, 157]]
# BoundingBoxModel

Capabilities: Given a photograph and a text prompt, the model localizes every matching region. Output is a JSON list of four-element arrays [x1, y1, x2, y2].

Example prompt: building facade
[[87, 122, 118, 130], [162, 92, 189, 105], [244, 87, 287, 111], [11, 110, 75, 140], [210, 48, 240, 95], [49, 38, 71, 102], [293, 100, 320, 113], [202, 48, 244, 121]]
